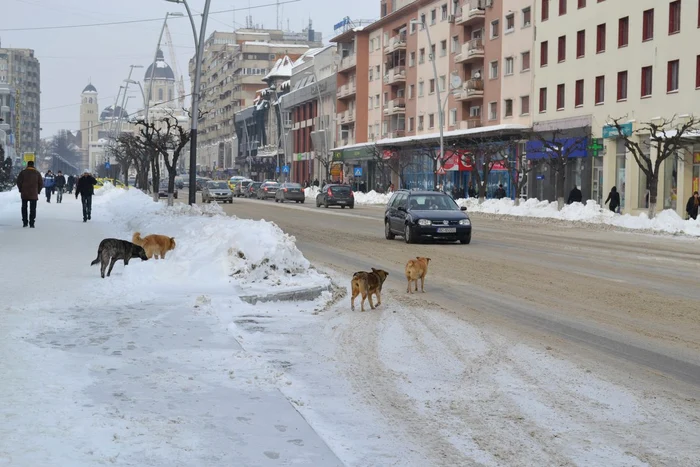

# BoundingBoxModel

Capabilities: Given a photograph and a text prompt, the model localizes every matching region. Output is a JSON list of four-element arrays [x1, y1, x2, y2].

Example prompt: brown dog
[[351, 268, 389, 312], [132, 232, 176, 260], [405, 257, 431, 293]]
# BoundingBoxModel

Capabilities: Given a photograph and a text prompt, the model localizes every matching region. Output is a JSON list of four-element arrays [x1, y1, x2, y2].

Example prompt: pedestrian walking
[[43, 170, 56, 202], [67, 174, 75, 194], [567, 186, 583, 204], [15, 160, 44, 228], [686, 191, 699, 220], [55, 171, 66, 203], [75, 169, 97, 222], [605, 186, 621, 213]]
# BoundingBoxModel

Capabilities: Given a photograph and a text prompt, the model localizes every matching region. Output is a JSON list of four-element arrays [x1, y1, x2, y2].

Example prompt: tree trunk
[[168, 193, 175, 206], [433, 158, 439, 190], [555, 165, 566, 210], [647, 173, 659, 219]]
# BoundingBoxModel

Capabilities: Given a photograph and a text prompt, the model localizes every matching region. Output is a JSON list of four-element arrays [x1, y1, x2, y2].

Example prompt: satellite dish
[[450, 74, 463, 90]]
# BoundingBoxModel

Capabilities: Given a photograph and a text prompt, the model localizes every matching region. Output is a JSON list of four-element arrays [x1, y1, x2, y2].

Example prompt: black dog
[[91, 238, 149, 278]]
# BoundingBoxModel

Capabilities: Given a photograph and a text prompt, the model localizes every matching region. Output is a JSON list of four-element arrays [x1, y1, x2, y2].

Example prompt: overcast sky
[[2, 0, 377, 139]]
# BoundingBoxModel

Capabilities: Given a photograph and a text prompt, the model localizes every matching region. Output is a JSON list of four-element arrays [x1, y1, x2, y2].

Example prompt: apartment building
[[0, 83, 17, 165], [193, 29, 322, 172], [0, 47, 40, 155], [533, 0, 700, 215]]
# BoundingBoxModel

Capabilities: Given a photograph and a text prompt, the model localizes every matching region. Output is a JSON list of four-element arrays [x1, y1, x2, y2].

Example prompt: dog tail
[[132, 232, 144, 246], [90, 257, 100, 266]]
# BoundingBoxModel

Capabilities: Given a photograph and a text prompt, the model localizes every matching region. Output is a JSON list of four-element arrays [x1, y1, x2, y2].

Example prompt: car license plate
[[437, 227, 456, 233], [338, 201, 346, 204]]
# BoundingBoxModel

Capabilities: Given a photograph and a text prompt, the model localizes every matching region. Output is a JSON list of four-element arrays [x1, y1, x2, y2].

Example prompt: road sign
[[353, 166, 363, 177], [105, 161, 111, 170], [282, 165, 290, 174], [536, 174, 545, 180], [276, 166, 280, 174], [22, 152, 35, 167], [436, 166, 446, 175], [588, 138, 604, 157]]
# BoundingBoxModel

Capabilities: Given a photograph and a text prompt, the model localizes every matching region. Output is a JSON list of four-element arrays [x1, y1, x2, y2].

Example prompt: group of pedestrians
[[15, 162, 97, 228]]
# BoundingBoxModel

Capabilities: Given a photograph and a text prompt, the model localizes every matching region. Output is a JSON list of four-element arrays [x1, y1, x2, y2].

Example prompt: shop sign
[[693, 152, 700, 164], [332, 151, 343, 161], [330, 163, 343, 177], [526, 138, 588, 160], [602, 122, 633, 139]]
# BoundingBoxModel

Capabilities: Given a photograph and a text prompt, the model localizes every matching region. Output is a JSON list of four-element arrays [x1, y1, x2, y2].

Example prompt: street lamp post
[[411, 19, 445, 191], [166, 0, 212, 204], [144, 12, 184, 124]]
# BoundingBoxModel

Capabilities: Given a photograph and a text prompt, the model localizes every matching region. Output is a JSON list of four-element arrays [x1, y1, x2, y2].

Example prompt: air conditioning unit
[[447, 14, 455, 23]]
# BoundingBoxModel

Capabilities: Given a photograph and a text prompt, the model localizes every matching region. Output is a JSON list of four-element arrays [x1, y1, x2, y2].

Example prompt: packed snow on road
[[1, 185, 698, 466]]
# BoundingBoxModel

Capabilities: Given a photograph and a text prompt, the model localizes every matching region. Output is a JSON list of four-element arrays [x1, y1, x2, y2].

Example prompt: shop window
[[616, 139, 626, 210], [663, 155, 678, 210]]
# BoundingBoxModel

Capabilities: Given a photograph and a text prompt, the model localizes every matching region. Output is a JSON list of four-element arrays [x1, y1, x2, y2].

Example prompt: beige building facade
[[0, 47, 40, 155]]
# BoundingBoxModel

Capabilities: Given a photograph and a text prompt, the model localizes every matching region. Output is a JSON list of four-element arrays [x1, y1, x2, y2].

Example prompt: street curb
[[239, 284, 333, 305]]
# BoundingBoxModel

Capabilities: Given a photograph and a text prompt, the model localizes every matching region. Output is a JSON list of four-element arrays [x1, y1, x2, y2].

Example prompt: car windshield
[[330, 186, 351, 195], [209, 182, 228, 189], [251, 183, 261, 188], [408, 194, 460, 211], [264, 182, 279, 187]]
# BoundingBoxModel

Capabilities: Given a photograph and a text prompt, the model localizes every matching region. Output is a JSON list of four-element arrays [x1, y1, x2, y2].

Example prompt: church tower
[[144, 49, 176, 109], [80, 83, 99, 168]]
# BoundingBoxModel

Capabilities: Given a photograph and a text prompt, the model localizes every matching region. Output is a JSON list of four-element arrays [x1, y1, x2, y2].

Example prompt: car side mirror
[[460, 206, 467, 211], [398, 206, 407, 212]]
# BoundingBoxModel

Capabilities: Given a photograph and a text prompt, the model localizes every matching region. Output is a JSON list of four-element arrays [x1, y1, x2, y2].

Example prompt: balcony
[[383, 66, 406, 85], [454, 79, 484, 102], [338, 54, 357, 72], [455, 1, 486, 26], [338, 109, 356, 124], [383, 98, 406, 115], [383, 33, 407, 55], [460, 118, 483, 130], [384, 130, 406, 139], [454, 38, 485, 64], [336, 82, 357, 99]]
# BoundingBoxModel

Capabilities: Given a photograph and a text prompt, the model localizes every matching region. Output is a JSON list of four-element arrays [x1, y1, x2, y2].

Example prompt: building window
[[369, 97, 373, 108], [490, 60, 499, 79], [540, 41, 548, 66], [575, 79, 584, 106], [559, 0, 567, 16], [431, 9, 437, 24], [491, 20, 500, 38], [558, 35, 566, 62], [667, 60, 679, 92], [440, 40, 447, 56], [505, 57, 514, 75], [449, 108, 457, 125], [669, 1, 681, 34], [419, 48, 425, 64], [578, 0, 586, 8], [506, 14, 515, 32], [542, 0, 549, 21], [439, 75, 446, 91], [617, 70, 628, 100], [409, 84, 414, 98], [418, 115, 424, 130], [643, 9, 654, 41], [431, 44, 436, 60], [429, 113, 435, 128], [504, 99, 513, 117], [575, 30, 585, 58], [442, 4, 448, 20], [409, 51, 416, 67], [158, 88, 164, 101], [451, 36, 459, 53], [641, 66, 653, 97], [419, 81, 424, 96], [489, 102, 497, 120], [369, 68, 374, 81], [522, 7, 532, 27], [522, 51, 531, 71], [429, 78, 436, 94], [539, 87, 547, 112], [595, 75, 605, 104], [409, 117, 414, 132], [596, 23, 606, 53], [420, 13, 426, 28], [618, 17, 629, 47], [556, 84, 565, 109], [521, 95, 530, 115]]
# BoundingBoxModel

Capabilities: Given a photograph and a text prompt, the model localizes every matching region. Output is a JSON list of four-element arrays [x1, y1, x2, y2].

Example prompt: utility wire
[[0, 1, 301, 32]]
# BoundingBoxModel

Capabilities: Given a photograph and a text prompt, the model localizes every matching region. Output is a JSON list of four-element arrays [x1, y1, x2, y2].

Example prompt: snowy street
[[2, 186, 700, 466]]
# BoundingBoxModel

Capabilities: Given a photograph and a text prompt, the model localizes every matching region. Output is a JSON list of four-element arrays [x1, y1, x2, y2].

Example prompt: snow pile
[[0, 188, 21, 230], [354, 190, 393, 205], [93, 184, 329, 290], [457, 197, 700, 236]]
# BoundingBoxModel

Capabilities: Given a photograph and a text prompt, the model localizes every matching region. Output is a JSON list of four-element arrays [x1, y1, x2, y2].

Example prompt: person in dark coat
[[495, 184, 506, 199], [605, 186, 621, 213], [67, 174, 75, 194], [15, 160, 44, 228], [55, 171, 66, 203], [467, 183, 477, 198], [686, 191, 699, 220], [43, 170, 55, 202], [75, 170, 98, 222], [567, 186, 583, 204]]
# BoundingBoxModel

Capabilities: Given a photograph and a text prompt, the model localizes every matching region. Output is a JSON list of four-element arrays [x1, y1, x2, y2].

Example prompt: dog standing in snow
[[91, 238, 149, 278], [405, 257, 431, 293]]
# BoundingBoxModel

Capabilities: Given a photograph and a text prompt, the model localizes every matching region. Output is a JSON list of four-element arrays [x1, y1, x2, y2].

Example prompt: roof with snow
[[82, 83, 97, 93], [243, 41, 310, 49], [264, 56, 294, 81], [144, 49, 175, 81]]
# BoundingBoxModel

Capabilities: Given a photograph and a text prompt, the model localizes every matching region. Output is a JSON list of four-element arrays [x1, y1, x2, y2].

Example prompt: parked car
[[174, 176, 185, 189], [195, 177, 212, 191], [158, 180, 179, 199], [316, 184, 354, 209], [246, 182, 262, 198], [384, 190, 472, 244], [202, 180, 233, 203], [233, 179, 253, 197], [228, 175, 247, 191], [275, 182, 305, 203], [257, 181, 279, 200]]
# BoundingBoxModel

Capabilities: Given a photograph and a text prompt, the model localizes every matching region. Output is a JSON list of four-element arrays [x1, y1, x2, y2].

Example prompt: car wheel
[[349, 204, 354, 209], [280, 198, 284, 203], [341, 205, 346, 209], [385, 221, 395, 240], [301, 199, 305, 204], [324, 201, 329, 209], [460, 235, 471, 245], [404, 224, 414, 244]]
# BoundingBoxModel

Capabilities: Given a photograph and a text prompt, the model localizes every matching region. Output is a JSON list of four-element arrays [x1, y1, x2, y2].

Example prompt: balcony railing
[[338, 54, 357, 72], [383, 32, 407, 54], [336, 82, 357, 98], [383, 66, 407, 85], [383, 97, 407, 115], [460, 117, 483, 130], [455, 79, 484, 102], [384, 130, 406, 139], [454, 38, 485, 64], [455, 1, 486, 26], [339, 109, 357, 124]]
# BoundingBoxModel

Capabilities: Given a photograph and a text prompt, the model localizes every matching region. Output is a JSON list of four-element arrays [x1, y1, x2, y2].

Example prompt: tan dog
[[405, 257, 431, 293], [132, 232, 176, 260], [350, 268, 389, 312]]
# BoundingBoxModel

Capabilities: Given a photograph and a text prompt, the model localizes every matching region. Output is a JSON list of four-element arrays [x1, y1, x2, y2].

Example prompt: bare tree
[[501, 150, 539, 206], [526, 126, 590, 210], [370, 145, 420, 190], [135, 118, 165, 201], [314, 151, 332, 184], [107, 134, 135, 186], [609, 115, 700, 218]]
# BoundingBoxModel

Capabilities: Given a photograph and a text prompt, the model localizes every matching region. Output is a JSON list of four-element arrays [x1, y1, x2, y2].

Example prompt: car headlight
[[417, 219, 431, 226], [459, 218, 471, 225]]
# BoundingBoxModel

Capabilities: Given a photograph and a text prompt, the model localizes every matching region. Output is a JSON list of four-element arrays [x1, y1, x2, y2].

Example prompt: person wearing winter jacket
[[686, 191, 699, 220], [605, 186, 621, 213], [54, 171, 66, 203], [567, 186, 583, 204], [15, 160, 44, 228], [494, 184, 507, 199], [75, 170, 97, 222], [43, 170, 56, 202], [67, 174, 75, 194]]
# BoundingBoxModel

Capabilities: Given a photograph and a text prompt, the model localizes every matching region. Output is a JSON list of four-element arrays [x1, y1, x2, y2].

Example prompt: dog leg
[[160, 250, 166, 259], [106, 258, 118, 277], [407, 279, 411, 294], [375, 291, 381, 306], [368, 292, 375, 310], [420, 275, 425, 293], [350, 288, 357, 311], [360, 292, 366, 312], [100, 260, 107, 279], [414, 280, 419, 292]]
